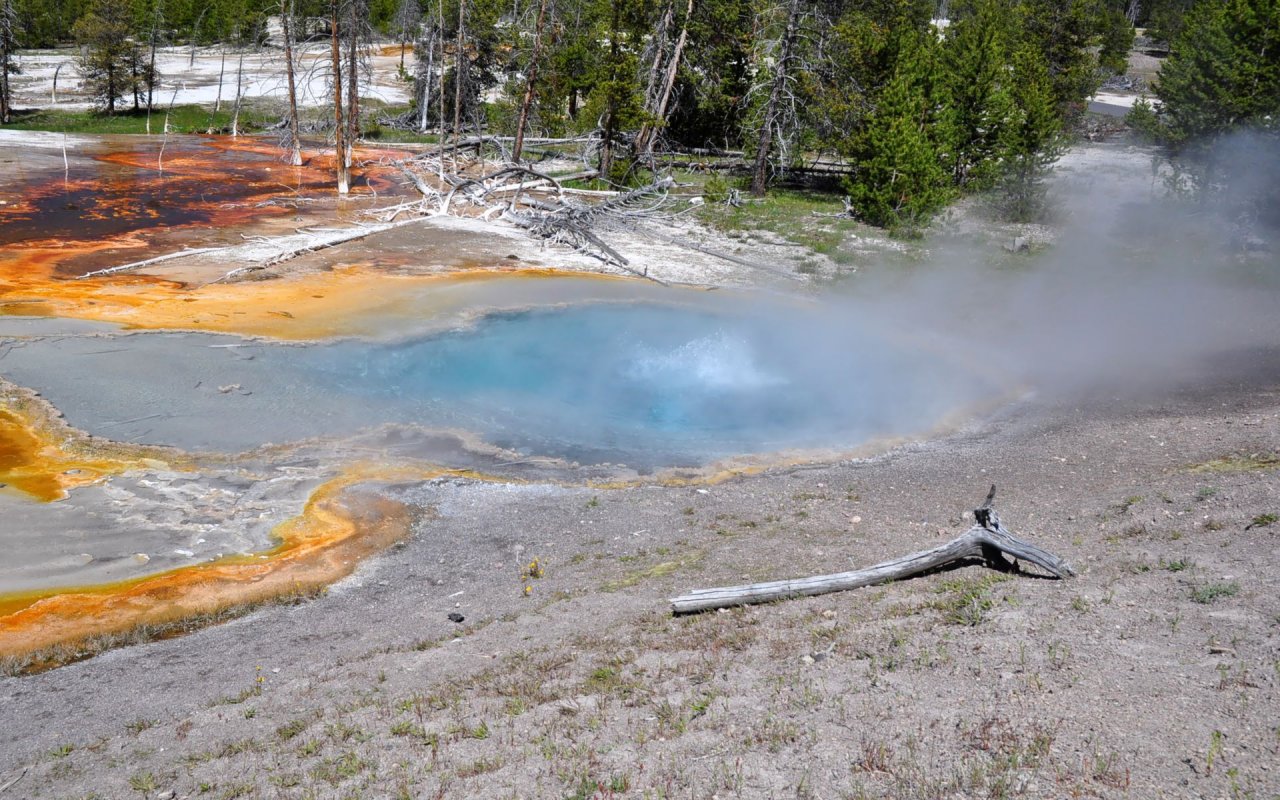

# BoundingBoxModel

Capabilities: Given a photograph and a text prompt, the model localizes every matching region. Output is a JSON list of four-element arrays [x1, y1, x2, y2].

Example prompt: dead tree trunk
[[0, 0, 14, 125], [147, 0, 162, 113], [670, 486, 1075, 614], [281, 0, 303, 165], [511, 0, 550, 164], [214, 48, 225, 112], [345, 0, 363, 147], [415, 26, 436, 133], [749, 0, 801, 196], [189, 7, 207, 67], [330, 1, 350, 194], [230, 52, 244, 136], [633, 0, 692, 164], [451, 0, 467, 165]]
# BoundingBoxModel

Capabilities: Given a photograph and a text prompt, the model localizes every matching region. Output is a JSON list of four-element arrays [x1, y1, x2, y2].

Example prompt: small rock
[[1208, 645, 1236, 656], [849, 515, 862, 524], [1003, 236, 1030, 253], [800, 654, 815, 666], [132, 553, 150, 564], [820, 609, 836, 620], [811, 651, 828, 663], [447, 612, 465, 623], [217, 384, 241, 394]]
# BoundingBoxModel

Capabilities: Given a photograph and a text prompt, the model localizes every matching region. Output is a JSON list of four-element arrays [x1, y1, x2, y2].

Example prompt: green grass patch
[[931, 574, 1011, 626], [1, 105, 273, 135], [1191, 581, 1240, 604], [694, 185, 866, 263], [602, 548, 705, 592]]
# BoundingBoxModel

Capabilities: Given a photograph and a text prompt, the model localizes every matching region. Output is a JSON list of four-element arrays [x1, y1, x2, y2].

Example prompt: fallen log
[[670, 486, 1074, 615], [75, 247, 226, 279]]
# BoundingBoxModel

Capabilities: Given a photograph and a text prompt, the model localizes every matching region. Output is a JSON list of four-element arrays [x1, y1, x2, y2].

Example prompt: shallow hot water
[[0, 295, 996, 469]]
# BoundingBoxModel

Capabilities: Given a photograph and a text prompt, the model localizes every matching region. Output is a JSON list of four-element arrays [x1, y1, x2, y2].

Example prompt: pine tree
[[73, 0, 144, 114], [843, 30, 953, 232], [994, 40, 1063, 221], [1149, 0, 1280, 146], [937, 0, 1016, 190]]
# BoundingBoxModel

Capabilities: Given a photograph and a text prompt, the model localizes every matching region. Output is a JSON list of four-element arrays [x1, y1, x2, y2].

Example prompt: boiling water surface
[[0, 299, 996, 468]]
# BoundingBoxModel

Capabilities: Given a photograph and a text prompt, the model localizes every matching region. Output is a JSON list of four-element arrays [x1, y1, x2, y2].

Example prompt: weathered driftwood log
[[670, 486, 1074, 615]]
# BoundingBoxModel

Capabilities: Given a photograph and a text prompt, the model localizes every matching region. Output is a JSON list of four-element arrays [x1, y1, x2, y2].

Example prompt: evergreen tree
[[1146, 0, 1280, 146], [842, 30, 953, 231], [73, 0, 146, 113], [994, 40, 1063, 220], [937, 0, 1015, 189], [1016, 0, 1103, 110]]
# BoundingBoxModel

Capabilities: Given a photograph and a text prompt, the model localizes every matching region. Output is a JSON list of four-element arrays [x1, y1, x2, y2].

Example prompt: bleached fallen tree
[[670, 486, 1075, 615]]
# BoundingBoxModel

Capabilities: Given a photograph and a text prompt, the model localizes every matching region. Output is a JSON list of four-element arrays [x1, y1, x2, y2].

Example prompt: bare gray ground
[[1, 358, 1278, 799]]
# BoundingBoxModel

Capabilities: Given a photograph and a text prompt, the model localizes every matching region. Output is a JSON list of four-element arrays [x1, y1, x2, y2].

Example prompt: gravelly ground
[[1, 362, 1278, 799]]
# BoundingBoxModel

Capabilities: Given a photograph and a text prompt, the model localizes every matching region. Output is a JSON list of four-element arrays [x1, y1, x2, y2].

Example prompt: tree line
[[3, 0, 1275, 231]]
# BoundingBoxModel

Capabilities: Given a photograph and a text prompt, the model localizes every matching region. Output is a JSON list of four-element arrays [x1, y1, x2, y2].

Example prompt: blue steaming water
[[304, 302, 984, 466]]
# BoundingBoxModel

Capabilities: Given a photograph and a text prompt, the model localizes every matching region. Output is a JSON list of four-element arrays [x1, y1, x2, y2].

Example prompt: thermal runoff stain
[[0, 464, 446, 668]]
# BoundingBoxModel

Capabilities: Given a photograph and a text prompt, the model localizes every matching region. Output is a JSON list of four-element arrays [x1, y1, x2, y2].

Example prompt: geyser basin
[[0, 295, 996, 469]]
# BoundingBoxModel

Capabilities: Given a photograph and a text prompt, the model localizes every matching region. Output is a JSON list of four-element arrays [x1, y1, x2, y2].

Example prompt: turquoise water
[[0, 299, 995, 467], [307, 302, 990, 465]]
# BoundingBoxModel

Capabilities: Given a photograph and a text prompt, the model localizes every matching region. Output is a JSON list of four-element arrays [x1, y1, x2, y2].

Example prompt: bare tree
[[393, 0, 421, 73], [345, 0, 368, 145], [451, 0, 467, 162], [0, 0, 16, 124], [146, 0, 164, 113], [280, 0, 303, 165], [230, 52, 245, 135], [412, 21, 439, 132], [633, 0, 694, 163], [189, 6, 208, 67], [750, 0, 802, 195], [331, 0, 350, 193], [511, 0, 551, 163]]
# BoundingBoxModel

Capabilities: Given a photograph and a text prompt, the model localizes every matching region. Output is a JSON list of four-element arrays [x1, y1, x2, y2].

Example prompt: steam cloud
[[827, 132, 1280, 404]]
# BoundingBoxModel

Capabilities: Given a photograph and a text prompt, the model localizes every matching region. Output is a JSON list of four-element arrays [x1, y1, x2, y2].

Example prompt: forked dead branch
[[670, 486, 1075, 614]]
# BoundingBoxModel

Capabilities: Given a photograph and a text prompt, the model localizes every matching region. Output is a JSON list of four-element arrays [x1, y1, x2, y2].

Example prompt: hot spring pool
[[0, 297, 997, 468]]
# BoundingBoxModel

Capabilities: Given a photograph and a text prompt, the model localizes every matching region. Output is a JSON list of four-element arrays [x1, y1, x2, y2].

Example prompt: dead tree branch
[[670, 486, 1075, 614]]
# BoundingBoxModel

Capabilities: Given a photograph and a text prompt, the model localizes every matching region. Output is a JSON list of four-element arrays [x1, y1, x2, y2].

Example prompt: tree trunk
[[670, 486, 1075, 614], [417, 28, 434, 132], [345, 0, 361, 148], [281, 0, 303, 166], [189, 7, 207, 67], [597, 0, 624, 181], [634, 0, 693, 163], [451, 0, 467, 164], [436, 0, 446, 171], [331, 2, 350, 195], [750, 0, 801, 196], [147, 0, 161, 113], [214, 49, 225, 112], [642, 0, 674, 112], [511, 0, 550, 163], [0, 0, 11, 125], [230, 52, 244, 136]]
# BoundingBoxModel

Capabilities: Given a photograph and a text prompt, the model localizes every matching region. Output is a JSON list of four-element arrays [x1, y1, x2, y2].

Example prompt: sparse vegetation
[[1192, 582, 1240, 604]]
